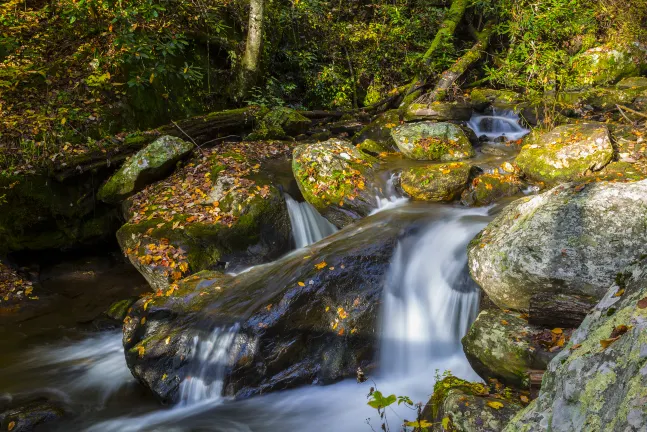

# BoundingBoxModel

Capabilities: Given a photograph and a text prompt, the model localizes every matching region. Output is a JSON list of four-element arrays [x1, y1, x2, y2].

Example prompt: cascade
[[284, 194, 337, 248], [468, 108, 530, 142]]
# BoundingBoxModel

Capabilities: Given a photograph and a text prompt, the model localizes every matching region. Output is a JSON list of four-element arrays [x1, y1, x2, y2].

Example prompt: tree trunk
[[405, 0, 469, 95], [416, 22, 494, 104], [236, 0, 265, 101]]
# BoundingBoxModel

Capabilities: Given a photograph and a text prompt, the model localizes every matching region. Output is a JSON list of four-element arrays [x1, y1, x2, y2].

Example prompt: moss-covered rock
[[98, 135, 194, 204], [352, 110, 400, 152], [515, 123, 613, 185], [122, 209, 414, 402], [292, 138, 377, 227], [568, 43, 647, 89], [468, 180, 647, 311], [400, 162, 471, 202], [391, 122, 474, 161], [461, 172, 523, 206], [423, 375, 524, 432], [504, 256, 647, 431], [404, 102, 473, 122], [593, 161, 647, 182], [462, 309, 557, 388], [247, 107, 311, 140], [616, 76, 647, 90], [469, 89, 525, 110], [117, 141, 293, 292]]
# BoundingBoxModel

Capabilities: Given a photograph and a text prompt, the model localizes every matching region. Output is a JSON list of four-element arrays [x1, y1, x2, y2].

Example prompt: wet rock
[[0, 398, 66, 432], [391, 122, 474, 161], [568, 42, 647, 89], [515, 123, 613, 185], [98, 136, 194, 204], [468, 180, 647, 311], [404, 102, 473, 122], [122, 210, 417, 403], [292, 138, 378, 227], [400, 162, 471, 202], [461, 172, 522, 207], [104, 297, 139, 322], [423, 375, 524, 432], [117, 141, 292, 292], [462, 309, 557, 388], [504, 257, 647, 431], [353, 110, 400, 152]]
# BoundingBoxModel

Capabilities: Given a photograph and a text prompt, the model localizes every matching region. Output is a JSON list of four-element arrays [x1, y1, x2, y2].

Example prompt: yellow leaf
[[325, 306, 330, 312], [8, 421, 15, 431], [315, 261, 327, 270], [520, 395, 530, 403], [136, 345, 146, 358], [165, 336, 171, 345], [487, 401, 504, 410], [551, 328, 563, 334], [61, 117, 67, 125], [298, 281, 305, 287], [501, 320, 509, 325], [162, 373, 168, 380], [149, 73, 155, 83]]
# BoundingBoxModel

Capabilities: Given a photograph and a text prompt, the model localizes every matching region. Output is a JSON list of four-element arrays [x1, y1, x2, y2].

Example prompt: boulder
[[515, 123, 613, 185], [422, 375, 524, 432], [569, 42, 647, 89], [353, 110, 400, 152], [461, 172, 522, 206], [122, 209, 416, 402], [292, 138, 378, 227], [504, 257, 647, 432], [0, 398, 66, 432], [462, 309, 557, 388], [468, 89, 525, 110], [400, 162, 471, 202], [404, 102, 473, 122], [117, 141, 292, 292], [247, 107, 311, 140], [98, 136, 194, 203], [616, 76, 647, 90], [391, 122, 474, 161], [468, 180, 647, 311]]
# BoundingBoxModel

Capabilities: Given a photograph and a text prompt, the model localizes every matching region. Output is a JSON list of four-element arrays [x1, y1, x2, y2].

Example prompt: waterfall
[[380, 208, 487, 375], [285, 194, 337, 248], [372, 171, 408, 214], [467, 108, 530, 142]]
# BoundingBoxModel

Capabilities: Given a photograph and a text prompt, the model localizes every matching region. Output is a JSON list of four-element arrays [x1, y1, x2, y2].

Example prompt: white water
[[372, 172, 408, 214], [66, 205, 491, 431], [285, 194, 337, 248], [468, 108, 530, 141]]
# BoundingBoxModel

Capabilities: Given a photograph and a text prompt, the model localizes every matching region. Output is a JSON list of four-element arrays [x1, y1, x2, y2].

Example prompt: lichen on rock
[[391, 121, 474, 161]]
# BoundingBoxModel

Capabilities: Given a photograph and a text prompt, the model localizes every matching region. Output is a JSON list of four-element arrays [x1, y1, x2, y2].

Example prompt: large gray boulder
[[98, 135, 193, 203], [504, 257, 647, 431], [468, 180, 647, 311], [515, 123, 613, 185], [391, 122, 474, 161]]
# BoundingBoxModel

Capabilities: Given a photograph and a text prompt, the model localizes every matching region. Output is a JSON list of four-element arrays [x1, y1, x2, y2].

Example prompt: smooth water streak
[[468, 108, 530, 142]]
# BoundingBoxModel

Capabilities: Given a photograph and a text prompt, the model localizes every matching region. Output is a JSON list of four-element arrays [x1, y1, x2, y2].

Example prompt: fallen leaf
[[637, 297, 647, 309], [8, 421, 15, 431], [298, 281, 305, 287], [520, 395, 530, 404], [487, 401, 504, 410], [500, 320, 509, 325], [600, 337, 620, 349], [551, 328, 563, 335]]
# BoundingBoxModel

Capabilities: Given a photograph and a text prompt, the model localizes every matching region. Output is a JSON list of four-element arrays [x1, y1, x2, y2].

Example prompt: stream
[[0, 111, 528, 431]]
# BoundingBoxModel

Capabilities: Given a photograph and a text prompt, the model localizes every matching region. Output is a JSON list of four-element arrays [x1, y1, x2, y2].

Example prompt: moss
[[400, 162, 471, 202], [391, 122, 474, 161]]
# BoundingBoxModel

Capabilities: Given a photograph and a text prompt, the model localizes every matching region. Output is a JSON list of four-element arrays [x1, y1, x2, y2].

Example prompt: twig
[[616, 104, 637, 126], [200, 135, 242, 146], [171, 120, 206, 156], [617, 104, 647, 120]]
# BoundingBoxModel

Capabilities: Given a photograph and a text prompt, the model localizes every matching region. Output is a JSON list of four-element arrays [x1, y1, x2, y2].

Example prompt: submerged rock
[[122, 210, 416, 402], [391, 122, 474, 161], [515, 123, 613, 185], [292, 138, 377, 227], [504, 256, 647, 431], [98, 136, 194, 204], [468, 180, 647, 311], [400, 162, 471, 202], [423, 375, 524, 432], [117, 141, 292, 292], [462, 309, 557, 388]]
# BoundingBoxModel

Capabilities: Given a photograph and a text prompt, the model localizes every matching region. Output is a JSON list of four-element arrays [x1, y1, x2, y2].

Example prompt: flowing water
[[284, 194, 337, 248], [468, 108, 530, 142]]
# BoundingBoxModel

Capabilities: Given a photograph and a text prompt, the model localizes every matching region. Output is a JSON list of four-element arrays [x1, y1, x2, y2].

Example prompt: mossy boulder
[[391, 122, 474, 161], [117, 142, 293, 292], [423, 375, 524, 432], [400, 162, 471, 202], [404, 102, 473, 122], [515, 123, 613, 185], [504, 257, 647, 432], [461, 172, 523, 206], [247, 107, 311, 139], [616, 76, 647, 90], [292, 138, 378, 227], [556, 87, 645, 112], [98, 135, 194, 204], [469, 89, 525, 110], [468, 180, 647, 311], [353, 110, 400, 152], [122, 209, 415, 402], [462, 309, 556, 388], [568, 43, 647, 89]]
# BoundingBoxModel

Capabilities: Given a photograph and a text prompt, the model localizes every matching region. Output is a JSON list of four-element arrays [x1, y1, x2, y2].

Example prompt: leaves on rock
[[487, 401, 504, 409]]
